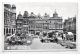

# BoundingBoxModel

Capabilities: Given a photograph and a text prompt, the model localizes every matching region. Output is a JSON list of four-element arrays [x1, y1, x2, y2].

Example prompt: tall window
[[4, 28, 5, 35]]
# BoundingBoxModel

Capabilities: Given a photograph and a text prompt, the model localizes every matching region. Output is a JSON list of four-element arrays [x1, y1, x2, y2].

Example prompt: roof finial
[[54, 9, 57, 14], [31, 12, 34, 14], [45, 13, 47, 16]]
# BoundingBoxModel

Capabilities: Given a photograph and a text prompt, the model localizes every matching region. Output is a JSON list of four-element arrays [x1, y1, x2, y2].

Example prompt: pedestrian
[[66, 33, 69, 41], [61, 33, 63, 40], [54, 34, 58, 43], [63, 33, 66, 41]]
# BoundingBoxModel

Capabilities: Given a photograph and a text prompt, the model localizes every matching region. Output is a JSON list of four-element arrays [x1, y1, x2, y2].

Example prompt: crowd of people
[[53, 31, 75, 42], [5, 31, 75, 45], [40, 31, 75, 43]]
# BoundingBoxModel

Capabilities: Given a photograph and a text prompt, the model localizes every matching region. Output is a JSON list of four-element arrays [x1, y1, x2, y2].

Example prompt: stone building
[[35, 18, 43, 34], [23, 11, 29, 35], [42, 13, 49, 33], [63, 16, 76, 34], [16, 10, 63, 36], [34, 11, 63, 34], [16, 11, 30, 36], [28, 12, 36, 34], [49, 10, 63, 32], [16, 13, 23, 36], [11, 5, 16, 35], [4, 4, 16, 36]]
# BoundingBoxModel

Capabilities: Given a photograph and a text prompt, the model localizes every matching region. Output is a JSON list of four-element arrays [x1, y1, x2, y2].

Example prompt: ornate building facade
[[49, 10, 63, 32], [4, 4, 16, 36], [42, 13, 49, 33], [16, 13, 23, 36], [29, 12, 36, 34], [16, 11, 29, 36], [23, 11, 29, 35], [16, 10, 63, 36]]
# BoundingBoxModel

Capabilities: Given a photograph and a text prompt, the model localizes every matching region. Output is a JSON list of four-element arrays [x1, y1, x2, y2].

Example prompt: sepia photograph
[[3, 2, 77, 51]]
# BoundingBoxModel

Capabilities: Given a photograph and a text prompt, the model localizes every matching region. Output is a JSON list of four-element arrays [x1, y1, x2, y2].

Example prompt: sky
[[11, 2, 77, 21]]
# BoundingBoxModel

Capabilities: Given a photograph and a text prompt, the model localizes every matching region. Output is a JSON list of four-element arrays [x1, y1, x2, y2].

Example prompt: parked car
[[40, 32, 57, 43]]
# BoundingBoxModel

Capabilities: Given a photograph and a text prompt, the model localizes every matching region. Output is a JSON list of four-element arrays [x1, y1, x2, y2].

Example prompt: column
[[9, 28, 10, 33], [8, 28, 9, 33], [28, 26, 29, 34], [11, 28, 12, 35], [4, 28, 5, 35], [13, 28, 15, 34], [5, 28, 6, 36], [14, 28, 15, 34], [13, 28, 14, 34], [11, 28, 13, 34], [15, 28, 16, 34]]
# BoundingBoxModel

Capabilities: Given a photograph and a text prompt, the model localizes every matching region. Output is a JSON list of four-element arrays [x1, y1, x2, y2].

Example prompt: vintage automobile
[[6, 34, 33, 45], [40, 32, 57, 43]]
